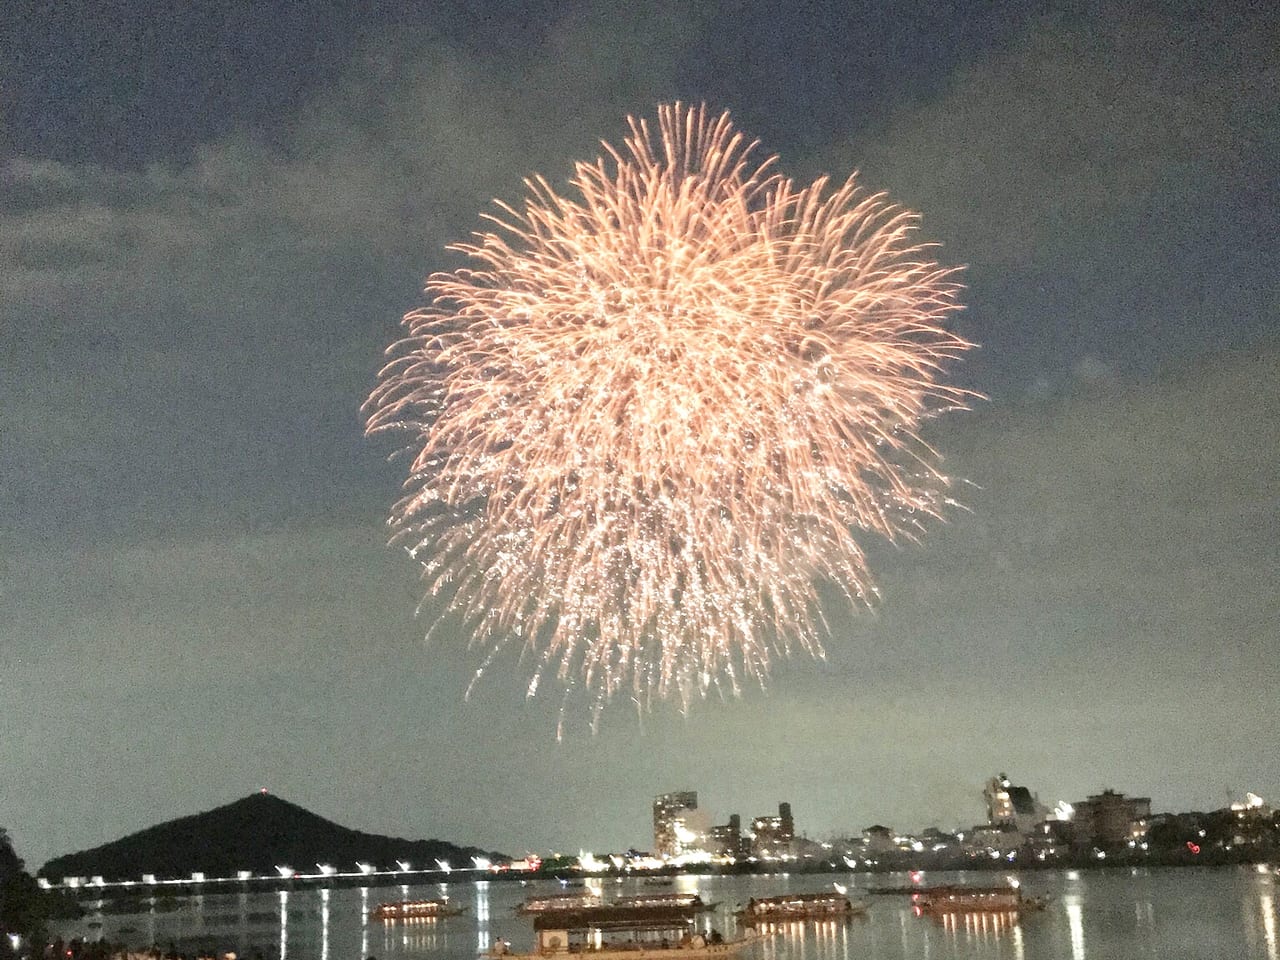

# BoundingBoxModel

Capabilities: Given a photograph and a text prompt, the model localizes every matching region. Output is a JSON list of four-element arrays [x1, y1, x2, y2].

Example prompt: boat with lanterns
[[734, 893, 865, 922], [517, 893, 605, 915], [490, 901, 755, 959], [613, 893, 718, 912], [911, 885, 1048, 915], [373, 897, 468, 921]]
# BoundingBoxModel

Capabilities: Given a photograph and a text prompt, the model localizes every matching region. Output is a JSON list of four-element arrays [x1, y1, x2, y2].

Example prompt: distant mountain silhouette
[[40, 792, 505, 881]]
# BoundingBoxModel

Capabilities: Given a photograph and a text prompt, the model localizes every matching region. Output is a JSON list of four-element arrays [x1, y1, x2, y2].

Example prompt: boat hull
[[914, 890, 1048, 915], [373, 899, 468, 921], [735, 894, 865, 923]]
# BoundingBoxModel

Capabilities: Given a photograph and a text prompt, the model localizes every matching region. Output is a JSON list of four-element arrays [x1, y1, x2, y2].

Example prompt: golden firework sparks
[[366, 103, 973, 724]]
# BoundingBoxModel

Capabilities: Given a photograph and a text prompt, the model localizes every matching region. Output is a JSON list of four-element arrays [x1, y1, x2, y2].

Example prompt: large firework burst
[[366, 103, 972, 722]]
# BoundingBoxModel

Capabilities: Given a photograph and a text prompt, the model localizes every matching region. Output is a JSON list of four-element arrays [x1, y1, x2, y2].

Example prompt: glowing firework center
[[366, 103, 972, 720]]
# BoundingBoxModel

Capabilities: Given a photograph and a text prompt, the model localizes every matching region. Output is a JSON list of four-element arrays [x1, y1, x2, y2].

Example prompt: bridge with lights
[[37, 855, 542, 894]]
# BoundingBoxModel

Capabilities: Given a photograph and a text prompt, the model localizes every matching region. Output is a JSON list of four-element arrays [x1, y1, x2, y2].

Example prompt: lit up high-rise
[[653, 791, 699, 858], [984, 773, 1048, 836], [750, 802, 796, 858]]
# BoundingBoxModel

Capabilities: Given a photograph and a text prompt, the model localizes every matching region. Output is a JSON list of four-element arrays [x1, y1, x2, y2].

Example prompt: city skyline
[[643, 778, 1269, 860], [30, 774, 1277, 891], [28, 771, 1276, 874], [4, 0, 1277, 871]]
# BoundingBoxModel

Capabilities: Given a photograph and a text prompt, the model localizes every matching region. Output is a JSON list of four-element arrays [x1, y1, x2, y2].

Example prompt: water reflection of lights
[[1134, 899, 1155, 935], [755, 917, 852, 960], [278, 890, 288, 960], [757, 919, 806, 941], [386, 917, 444, 953], [360, 887, 369, 959], [1261, 893, 1277, 960], [937, 910, 1021, 940], [757, 921, 796, 960], [319, 888, 330, 960], [921, 908, 1027, 960], [1066, 900, 1085, 960], [811, 916, 849, 960], [476, 878, 492, 956]]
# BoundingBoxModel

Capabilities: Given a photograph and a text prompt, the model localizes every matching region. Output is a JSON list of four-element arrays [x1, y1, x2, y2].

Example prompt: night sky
[[3, 0, 1277, 869]]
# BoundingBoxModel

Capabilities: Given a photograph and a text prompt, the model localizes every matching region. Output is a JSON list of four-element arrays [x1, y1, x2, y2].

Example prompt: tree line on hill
[[38, 792, 505, 883]]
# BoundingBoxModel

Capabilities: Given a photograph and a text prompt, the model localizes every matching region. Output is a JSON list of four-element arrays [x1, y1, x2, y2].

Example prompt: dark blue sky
[[8, 0, 1047, 166], [2, 0, 1277, 867]]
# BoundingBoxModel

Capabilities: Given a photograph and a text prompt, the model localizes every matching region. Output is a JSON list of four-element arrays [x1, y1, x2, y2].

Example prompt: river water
[[59, 867, 1280, 960]]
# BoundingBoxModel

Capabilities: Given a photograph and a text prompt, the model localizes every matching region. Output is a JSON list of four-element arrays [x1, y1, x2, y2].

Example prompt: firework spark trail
[[366, 103, 974, 725]]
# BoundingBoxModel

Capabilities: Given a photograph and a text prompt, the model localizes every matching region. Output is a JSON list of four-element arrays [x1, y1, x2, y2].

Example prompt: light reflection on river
[[59, 867, 1279, 960]]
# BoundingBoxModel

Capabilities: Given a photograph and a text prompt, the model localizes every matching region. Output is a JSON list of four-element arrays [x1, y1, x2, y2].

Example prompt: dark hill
[[40, 792, 504, 881]]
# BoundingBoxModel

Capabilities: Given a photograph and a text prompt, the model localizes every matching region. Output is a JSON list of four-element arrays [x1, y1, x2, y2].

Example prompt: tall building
[[707, 814, 743, 859], [1072, 789, 1152, 846], [750, 802, 796, 858], [653, 791, 699, 858], [983, 773, 1048, 836]]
